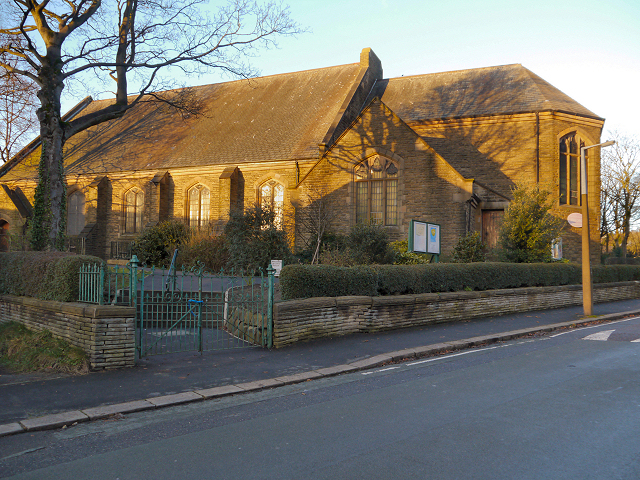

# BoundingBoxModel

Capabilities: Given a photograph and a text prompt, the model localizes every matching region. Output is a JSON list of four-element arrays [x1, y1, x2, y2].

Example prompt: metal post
[[99, 263, 105, 305], [129, 255, 140, 356], [580, 152, 592, 316], [198, 271, 203, 352], [580, 140, 615, 317], [267, 264, 274, 349]]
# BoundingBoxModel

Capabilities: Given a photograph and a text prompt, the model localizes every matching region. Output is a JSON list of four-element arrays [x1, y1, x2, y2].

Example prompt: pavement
[[2, 298, 640, 438]]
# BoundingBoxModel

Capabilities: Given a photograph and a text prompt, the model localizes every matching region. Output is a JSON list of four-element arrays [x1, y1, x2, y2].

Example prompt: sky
[[186, 0, 640, 138]]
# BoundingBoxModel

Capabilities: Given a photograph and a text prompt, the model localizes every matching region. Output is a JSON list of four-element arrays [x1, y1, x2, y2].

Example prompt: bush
[[317, 224, 395, 266], [499, 183, 565, 263], [178, 232, 229, 272], [451, 232, 485, 263], [280, 264, 378, 299], [390, 240, 432, 265], [224, 205, 291, 271], [132, 220, 191, 267], [347, 222, 394, 264], [0, 252, 103, 302], [279, 262, 597, 299]]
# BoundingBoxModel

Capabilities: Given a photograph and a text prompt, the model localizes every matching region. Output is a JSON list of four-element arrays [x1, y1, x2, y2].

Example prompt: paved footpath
[[2, 298, 640, 437]]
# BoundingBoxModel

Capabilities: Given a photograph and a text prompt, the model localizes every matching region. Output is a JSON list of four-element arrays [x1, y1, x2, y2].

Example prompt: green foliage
[[451, 232, 486, 263], [347, 222, 394, 264], [278, 262, 631, 299], [280, 264, 378, 299], [132, 220, 191, 267], [224, 205, 291, 271], [178, 231, 229, 272], [0, 252, 103, 301], [318, 224, 395, 266], [499, 183, 565, 263], [0, 321, 88, 374], [30, 142, 51, 251], [29, 141, 67, 251], [390, 240, 433, 265]]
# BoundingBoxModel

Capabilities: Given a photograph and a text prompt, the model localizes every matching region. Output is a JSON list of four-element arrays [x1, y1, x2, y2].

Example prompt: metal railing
[[78, 256, 275, 354]]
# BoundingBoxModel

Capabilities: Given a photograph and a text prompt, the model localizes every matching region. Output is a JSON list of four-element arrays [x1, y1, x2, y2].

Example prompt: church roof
[[2, 62, 363, 181], [371, 63, 601, 123]]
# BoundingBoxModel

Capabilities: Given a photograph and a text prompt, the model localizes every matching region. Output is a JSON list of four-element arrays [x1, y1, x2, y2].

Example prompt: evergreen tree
[[499, 183, 564, 263]]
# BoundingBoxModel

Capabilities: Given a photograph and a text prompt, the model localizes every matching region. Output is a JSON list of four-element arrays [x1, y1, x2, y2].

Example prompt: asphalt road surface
[[2, 317, 640, 479]]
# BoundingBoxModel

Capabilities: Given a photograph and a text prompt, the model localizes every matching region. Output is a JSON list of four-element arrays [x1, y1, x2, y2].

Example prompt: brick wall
[[0, 295, 136, 370], [272, 282, 640, 347]]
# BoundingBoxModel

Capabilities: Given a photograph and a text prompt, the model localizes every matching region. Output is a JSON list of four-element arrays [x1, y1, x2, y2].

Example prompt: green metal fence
[[79, 257, 275, 356]]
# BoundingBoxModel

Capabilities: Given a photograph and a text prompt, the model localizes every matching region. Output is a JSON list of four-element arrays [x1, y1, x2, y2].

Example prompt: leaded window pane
[[386, 180, 397, 225], [371, 181, 383, 223], [135, 191, 144, 233], [200, 188, 210, 226], [274, 184, 284, 229], [125, 190, 136, 233], [356, 182, 368, 224], [189, 187, 199, 225], [67, 192, 85, 236], [355, 156, 398, 226]]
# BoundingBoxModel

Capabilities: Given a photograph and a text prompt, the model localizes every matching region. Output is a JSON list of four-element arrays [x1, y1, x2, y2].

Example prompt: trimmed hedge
[[0, 252, 103, 302], [280, 263, 640, 300]]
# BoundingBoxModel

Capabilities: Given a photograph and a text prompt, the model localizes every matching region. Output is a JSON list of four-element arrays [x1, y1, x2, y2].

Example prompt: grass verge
[[0, 322, 89, 374]]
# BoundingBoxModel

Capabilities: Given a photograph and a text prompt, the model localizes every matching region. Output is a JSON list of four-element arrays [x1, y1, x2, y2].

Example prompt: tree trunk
[[34, 49, 67, 250]]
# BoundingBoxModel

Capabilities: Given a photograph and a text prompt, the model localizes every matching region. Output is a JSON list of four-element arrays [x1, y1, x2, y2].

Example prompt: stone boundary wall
[[273, 282, 640, 348], [0, 295, 136, 370]]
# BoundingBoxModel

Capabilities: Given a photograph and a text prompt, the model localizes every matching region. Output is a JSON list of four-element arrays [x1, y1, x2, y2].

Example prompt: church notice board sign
[[408, 220, 441, 255]]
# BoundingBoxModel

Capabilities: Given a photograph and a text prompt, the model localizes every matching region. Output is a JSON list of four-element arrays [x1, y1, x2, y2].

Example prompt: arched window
[[188, 184, 210, 228], [559, 133, 586, 206], [67, 191, 85, 236], [355, 155, 398, 225], [124, 187, 144, 233], [260, 180, 284, 229]]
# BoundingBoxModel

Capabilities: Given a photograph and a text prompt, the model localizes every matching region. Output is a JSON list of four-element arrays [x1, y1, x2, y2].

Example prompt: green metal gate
[[79, 256, 275, 357]]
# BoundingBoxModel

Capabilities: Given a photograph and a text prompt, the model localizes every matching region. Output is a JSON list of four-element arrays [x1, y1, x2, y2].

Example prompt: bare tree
[[293, 186, 339, 264], [0, 0, 301, 249], [0, 35, 38, 164], [600, 131, 640, 257]]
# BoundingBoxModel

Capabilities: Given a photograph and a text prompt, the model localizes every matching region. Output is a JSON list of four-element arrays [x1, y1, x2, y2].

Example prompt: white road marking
[[361, 366, 400, 375], [549, 316, 639, 338], [631, 339, 640, 343], [406, 345, 501, 366], [583, 330, 615, 341]]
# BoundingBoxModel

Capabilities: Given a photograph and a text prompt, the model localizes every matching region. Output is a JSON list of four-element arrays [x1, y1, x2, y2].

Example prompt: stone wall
[[272, 282, 640, 347], [0, 295, 136, 370]]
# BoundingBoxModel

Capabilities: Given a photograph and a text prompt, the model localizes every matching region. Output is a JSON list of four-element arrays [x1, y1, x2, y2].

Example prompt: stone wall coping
[[0, 294, 135, 319], [335, 296, 374, 307], [371, 295, 416, 306], [274, 296, 337, 313], [278, 281, 640, 308]]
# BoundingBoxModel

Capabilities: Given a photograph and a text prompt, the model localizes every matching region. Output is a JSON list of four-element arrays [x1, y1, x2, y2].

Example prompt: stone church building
[[0, 49, 604, 261]]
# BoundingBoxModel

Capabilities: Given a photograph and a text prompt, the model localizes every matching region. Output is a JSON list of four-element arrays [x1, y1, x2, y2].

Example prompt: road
[[2, 317, 640, 479]]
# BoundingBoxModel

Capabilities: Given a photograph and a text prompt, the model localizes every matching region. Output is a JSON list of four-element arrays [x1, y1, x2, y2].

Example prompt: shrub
[[224, 205, 291, 271], [499, 183, 565, 263], [280, 264, 378, 299], [451, 232, 485, 263], [347, 222, 394, 264], [280, 262, 596, 300], [178, 232, 229, 272], [0, 252, 103, 302], [390, 240, 432, 265], [132, 220, 191, 267]]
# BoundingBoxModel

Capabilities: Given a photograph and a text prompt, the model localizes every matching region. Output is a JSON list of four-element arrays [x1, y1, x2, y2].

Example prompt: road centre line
[[549, 316, 639, 338], [406, 345, 502, 367]]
